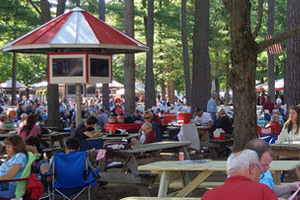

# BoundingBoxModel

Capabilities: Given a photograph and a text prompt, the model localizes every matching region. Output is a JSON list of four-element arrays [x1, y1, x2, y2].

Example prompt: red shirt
[[144, 129, 156, 144], [266, 121, 282, 137], [263, 99, 275, 114], [202, 176, 277, 200]]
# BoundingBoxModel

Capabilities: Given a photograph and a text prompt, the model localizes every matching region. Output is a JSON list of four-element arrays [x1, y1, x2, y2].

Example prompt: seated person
[[65, 137, 79, 153], [193, 108, 212, 127], [143, 110, 162, 141], [130, 122, 156, 145], [0, 135, 28, 199], [212, 108, 233, 136], [74, 116, 103, 141], [245, 139, 300, 198], [265, 113, 282, 137], [0, 115, 7, 129], [202, 149, 277, 200], [18, 113, 41, 140], [130, 109, 143, 123]]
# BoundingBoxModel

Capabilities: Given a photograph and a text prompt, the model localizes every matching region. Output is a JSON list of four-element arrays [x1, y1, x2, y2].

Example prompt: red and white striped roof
[[3, 7, 148, 54]]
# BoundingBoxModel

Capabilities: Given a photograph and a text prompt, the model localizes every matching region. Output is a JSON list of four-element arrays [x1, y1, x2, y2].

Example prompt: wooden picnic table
[[270, 141, 300, 159], [100, 133, 139, 141], [138, 160, 300, 197], [40, 132, 70, 148], [94, 141, 191, 196]]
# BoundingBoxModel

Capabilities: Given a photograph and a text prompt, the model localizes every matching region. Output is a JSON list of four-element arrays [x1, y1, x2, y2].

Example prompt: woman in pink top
[[18, 114, 41, 140]]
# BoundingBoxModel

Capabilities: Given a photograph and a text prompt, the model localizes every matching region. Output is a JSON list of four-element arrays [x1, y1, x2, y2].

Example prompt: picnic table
[[138, 160, 300, 197], [40, 132, 70, 148], [270, 141, 300, 159], [93, 141, 191, 196], [0, 133, 16, 141], [104, 123, 143, 133]]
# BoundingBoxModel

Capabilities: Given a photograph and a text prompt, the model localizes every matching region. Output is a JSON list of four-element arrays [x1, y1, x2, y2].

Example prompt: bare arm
[[0, 164, 22, 180], [84, 130, 102, 138], [274, 181, 300, 197]]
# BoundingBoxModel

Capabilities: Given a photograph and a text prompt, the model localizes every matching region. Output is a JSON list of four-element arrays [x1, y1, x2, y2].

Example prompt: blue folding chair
[[51, 151, 97, 200], [79, 138, 103, 151]]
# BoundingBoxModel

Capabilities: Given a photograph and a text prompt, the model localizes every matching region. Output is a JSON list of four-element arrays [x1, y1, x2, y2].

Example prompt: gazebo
[[3, 7, 148, 125]]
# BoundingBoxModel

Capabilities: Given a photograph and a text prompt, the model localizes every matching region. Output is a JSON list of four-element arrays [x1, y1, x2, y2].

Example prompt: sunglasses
[[255, 164, 265, 180]]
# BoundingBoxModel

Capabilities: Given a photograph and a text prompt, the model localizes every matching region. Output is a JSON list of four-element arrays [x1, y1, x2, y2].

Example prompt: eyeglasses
[[255, 164, 265, 180]]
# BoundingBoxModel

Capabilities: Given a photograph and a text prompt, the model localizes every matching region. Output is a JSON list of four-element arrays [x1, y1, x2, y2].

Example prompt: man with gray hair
[[202, 149, 277, 200], [212, 108, 233, 136]]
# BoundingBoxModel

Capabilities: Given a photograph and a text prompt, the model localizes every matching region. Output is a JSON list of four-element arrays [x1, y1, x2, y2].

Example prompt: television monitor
[[49, 54, 86, 84], [48, 53, 112, 84], [88, 54, 112, 83], [66, 85, 84, 97], [86, 85, 96, 97]]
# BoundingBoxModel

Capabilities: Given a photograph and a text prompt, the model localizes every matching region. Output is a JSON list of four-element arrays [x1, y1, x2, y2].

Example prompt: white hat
[[276, 98, 282, 105]]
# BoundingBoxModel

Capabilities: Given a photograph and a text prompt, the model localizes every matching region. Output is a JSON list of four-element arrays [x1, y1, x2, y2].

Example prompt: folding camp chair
[[257, 125, 277, 144], [0, 152, 43, 199], [50, 151, 97, 200]]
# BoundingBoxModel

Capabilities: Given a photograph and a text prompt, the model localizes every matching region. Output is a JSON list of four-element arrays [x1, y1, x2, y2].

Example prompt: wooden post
[[75, 83, 81, 126]]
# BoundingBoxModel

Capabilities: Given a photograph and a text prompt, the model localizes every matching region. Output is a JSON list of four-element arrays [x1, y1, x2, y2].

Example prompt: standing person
[[245, 139, 300, 197], [0, 135, 28, 198], [275, 105, 300, 143], [207, 92, 218, 121], [74, 116, 102, 141], [261, 95, 275, 116], [202, 149, 277, 200], [17, 113, 41, 140]]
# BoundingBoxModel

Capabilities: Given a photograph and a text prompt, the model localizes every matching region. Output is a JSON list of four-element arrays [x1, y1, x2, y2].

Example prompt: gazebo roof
[[3, 7, 148, 54]]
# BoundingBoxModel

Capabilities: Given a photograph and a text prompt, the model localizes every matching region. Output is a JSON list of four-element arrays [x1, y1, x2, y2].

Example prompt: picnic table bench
[[138, 160, 300, 197], [92, 141, 191, 196], [121, 197, 200, 200]]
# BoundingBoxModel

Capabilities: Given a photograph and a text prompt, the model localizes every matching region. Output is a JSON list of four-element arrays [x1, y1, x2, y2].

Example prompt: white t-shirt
[[194, 112, 212, 124]]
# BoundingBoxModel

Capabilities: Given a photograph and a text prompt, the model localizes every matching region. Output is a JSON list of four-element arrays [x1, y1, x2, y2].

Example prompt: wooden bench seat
[[120, 197, 200, 200], [169, 181, 223, 189]]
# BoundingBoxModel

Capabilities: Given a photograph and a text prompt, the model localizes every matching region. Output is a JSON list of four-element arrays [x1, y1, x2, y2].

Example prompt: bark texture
[[223, 0, 258, 150], [286, 0, 300, 106], [191, 0, 211, 113], [181, 0, 191, 106], [145, 0, 156, 109], [124, 0, 136, 116], [267, 0, 275, 102]]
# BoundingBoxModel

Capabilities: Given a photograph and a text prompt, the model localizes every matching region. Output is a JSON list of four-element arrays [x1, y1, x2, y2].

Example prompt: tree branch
[[27, 0, 41, 15], [252, 0, 264, 38], [257, 25, 300, 53]]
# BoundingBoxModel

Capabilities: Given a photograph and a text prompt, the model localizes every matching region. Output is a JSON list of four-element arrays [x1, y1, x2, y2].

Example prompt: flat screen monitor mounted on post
[[48, 52, 112, 84]]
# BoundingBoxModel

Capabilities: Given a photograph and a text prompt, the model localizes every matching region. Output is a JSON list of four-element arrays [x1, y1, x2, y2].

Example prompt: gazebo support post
[[75, 83, 82, 126]]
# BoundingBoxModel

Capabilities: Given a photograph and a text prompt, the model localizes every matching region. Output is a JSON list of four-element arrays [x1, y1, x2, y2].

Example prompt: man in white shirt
[[193, 108, 212, 127]]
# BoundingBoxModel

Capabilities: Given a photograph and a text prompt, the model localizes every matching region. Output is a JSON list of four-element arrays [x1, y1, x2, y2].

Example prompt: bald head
[[244, 139, 272, 160]]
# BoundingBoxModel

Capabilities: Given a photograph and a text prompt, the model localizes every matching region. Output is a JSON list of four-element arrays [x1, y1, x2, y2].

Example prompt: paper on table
[[288, 187, 300, 200]]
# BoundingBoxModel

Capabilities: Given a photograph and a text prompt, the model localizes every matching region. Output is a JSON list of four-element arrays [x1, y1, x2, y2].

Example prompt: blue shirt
[[0, 153, 27, 185], [207, 98, 217, 113], [259, 169, 274, 190]]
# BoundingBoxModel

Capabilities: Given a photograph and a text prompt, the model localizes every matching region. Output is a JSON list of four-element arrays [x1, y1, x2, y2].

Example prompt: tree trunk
[[267, 0, 275, 102], [191, 0, 211, 113], [40, 0, 51, 24], [98, 0, 110, 111], [11, 52, 17, 105], [181, 0, 191, 106], [56, 0, 66, 17], [167, 63, 175, 104], [286, 0, 300, 106], [223, 0, 258, 150], [76, 0, 80, 7], [40, 0, 62, 129], [124, 0, 136, 117], [161, 80, 166, 101], [145, 0, 156, 109]]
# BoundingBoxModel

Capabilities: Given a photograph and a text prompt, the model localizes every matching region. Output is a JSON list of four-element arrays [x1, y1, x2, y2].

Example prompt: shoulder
[[11, 152, 27, 164]]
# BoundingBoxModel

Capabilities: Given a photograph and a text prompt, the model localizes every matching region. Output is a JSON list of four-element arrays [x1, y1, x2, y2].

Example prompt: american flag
[[266, 34, 283, 55]]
